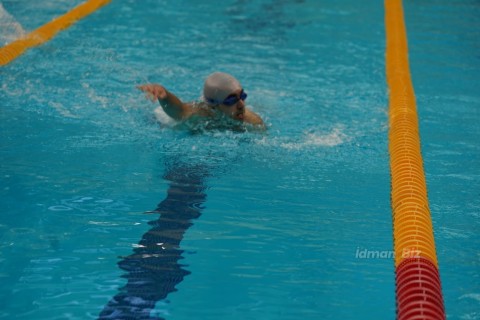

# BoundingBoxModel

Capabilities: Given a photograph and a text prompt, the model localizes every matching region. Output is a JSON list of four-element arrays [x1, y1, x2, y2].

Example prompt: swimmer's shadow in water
[[98, 163, 209, 320]]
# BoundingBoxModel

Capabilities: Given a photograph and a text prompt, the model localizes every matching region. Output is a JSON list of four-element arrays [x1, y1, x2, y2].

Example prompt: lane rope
[[0, 0, 111, 66], [384, 0, 446, 318]]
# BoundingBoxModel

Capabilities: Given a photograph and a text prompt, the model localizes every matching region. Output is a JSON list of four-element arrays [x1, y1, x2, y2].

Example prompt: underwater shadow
[[98, 162, 210, 320]]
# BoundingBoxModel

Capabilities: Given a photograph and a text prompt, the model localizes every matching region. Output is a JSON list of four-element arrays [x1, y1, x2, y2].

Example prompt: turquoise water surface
[[1, 0, 479, 319]]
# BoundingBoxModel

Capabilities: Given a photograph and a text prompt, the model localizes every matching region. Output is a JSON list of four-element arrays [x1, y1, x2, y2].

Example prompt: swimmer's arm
[[158, 91, 193, 121], [137, 84, 194, 121]]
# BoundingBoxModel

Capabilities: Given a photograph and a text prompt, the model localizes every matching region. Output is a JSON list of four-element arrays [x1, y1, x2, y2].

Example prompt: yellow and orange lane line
[[385, 0, 446, 318]]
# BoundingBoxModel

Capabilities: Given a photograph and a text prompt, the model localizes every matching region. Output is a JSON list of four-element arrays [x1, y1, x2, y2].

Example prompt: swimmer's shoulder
[[244, 108, 266, 129]]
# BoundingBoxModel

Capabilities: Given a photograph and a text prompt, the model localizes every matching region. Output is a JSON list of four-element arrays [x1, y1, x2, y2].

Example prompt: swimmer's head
[[203, 72, 242, 106], [203, 72, 247, 121]]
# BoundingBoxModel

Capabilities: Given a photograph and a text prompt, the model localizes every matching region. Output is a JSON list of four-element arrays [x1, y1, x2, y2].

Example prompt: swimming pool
[[0, 0, 478, 319]]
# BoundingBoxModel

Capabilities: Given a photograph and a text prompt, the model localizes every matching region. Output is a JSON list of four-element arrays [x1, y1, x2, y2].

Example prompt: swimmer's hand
[[137, 84, 167, 102]]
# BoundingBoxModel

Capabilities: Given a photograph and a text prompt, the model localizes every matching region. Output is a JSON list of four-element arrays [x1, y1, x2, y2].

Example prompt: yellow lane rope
[[0, 0, 111, 66], [385, 0, 440, 268]]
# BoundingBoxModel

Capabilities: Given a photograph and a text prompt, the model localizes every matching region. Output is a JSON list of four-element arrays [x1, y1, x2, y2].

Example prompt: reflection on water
[[98, 162, 209, 320]]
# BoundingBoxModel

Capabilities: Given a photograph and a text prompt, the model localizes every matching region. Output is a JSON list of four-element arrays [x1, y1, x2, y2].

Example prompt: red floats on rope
[[395, 258, 445, 320]]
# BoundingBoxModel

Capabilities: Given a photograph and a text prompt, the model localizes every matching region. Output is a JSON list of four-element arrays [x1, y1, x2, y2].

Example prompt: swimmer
[[137, 72, 265, 130]]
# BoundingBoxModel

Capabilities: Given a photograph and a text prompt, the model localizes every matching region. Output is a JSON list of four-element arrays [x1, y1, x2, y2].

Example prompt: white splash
[[0, 3, 26, 45], [279, 126, 348, 150], [460, 293, 480, 302], [48, 101, 79, 118], [153, 106, 177, 126]]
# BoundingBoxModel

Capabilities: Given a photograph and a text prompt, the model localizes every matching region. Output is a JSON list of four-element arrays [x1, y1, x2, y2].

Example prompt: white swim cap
[[203, 72, 242, 105]]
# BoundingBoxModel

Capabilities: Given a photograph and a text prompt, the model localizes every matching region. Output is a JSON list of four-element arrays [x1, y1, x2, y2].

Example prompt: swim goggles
[[207, 90, 247, 106]]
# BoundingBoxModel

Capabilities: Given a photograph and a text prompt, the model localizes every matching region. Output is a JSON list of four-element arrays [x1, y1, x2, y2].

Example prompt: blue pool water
[[0, 0, 479, 319]]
